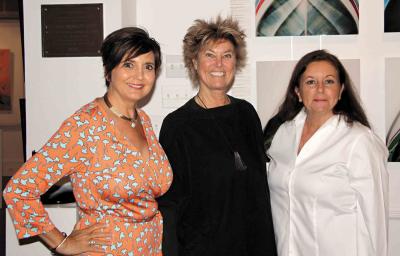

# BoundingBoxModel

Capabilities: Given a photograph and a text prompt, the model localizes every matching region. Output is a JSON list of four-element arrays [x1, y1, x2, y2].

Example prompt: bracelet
[[52, 232, 68, 253]]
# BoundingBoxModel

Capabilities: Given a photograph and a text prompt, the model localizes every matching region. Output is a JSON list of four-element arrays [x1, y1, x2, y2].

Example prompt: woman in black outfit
[[157, 16, 277, 256]]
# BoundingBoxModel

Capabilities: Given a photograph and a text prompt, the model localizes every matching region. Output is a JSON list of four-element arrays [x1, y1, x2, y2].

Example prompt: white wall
[[23, 0, 125, 156]]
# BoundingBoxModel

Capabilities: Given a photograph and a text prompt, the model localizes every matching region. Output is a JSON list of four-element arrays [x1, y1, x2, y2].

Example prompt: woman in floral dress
[[3, 27, 172, 256]]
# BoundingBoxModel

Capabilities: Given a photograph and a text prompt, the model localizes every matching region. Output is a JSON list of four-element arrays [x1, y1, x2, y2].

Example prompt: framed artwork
[[0, 49, 11, 111], [385, 58, 400, 161], [384, 0, 400, 32], [255, 0, 359, 36]]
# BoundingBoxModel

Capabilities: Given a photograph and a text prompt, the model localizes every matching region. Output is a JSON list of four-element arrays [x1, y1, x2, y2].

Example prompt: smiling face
[[295, 60, 344, 119], [108, 51, 156, 104], [193, 39, 236, 93]]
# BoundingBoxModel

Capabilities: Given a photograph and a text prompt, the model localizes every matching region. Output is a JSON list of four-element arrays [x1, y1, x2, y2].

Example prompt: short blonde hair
[[183, 16, 247, 86]]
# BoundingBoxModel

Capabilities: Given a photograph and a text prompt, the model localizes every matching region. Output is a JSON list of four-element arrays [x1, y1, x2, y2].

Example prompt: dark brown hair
[[264, 49, 370, 150], [101, 27, 162, 87]]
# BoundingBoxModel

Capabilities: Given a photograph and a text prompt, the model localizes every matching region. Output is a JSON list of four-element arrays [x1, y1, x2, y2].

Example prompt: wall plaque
[[41, 4, 103, 57]]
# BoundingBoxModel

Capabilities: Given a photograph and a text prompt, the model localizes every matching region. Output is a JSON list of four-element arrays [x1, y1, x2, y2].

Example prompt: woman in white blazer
[[264, 49, 388, 256]]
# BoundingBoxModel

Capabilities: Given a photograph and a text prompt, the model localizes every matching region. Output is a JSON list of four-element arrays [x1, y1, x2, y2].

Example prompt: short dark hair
[[264, 49, 370, 150], [182, 16, 247, 86], [101, 27, 162, 87]]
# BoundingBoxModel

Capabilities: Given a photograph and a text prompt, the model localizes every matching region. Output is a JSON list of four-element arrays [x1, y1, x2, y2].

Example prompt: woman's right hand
[[56, 222, 112, 255]]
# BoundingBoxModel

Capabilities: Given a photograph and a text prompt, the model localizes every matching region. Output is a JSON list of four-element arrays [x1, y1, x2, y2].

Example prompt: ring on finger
[[89, 240, 96, 246]]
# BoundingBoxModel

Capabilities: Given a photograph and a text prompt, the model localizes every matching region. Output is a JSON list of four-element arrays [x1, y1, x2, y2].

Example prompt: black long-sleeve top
[[157, 96, 277, 256]]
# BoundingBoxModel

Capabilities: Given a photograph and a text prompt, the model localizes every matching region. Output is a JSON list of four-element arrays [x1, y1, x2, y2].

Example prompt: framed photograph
[[384, 0, 400, 32], [385, 58, 400, 161], [255, 0, 359, 36], [0, 49, 11, 111]]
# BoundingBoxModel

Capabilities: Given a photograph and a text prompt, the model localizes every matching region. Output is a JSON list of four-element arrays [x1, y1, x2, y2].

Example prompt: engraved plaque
[[41, 4, 103, 57]]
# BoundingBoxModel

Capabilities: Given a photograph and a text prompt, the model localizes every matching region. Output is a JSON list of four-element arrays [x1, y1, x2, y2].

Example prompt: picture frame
[[0, 49, 11, 112]]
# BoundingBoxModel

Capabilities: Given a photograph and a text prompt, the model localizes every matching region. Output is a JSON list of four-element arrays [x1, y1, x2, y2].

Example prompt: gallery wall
[[22, 0, 399, 253], [23, 1, 400, 166]]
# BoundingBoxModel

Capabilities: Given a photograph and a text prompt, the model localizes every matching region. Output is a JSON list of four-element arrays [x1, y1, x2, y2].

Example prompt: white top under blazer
[[267, 110, 388, 256]]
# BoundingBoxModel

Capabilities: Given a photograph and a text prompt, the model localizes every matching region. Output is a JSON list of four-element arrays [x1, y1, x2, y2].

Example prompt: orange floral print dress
[[3, 99, 173, 256]]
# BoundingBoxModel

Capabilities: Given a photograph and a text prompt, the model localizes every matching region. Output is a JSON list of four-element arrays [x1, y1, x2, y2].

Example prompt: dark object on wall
[[385, 0, 400, 32], [29, 151, 76, 204], [41, 4, 103, 57], [0, 0, 19, 19], [41, 177, 76, 204], [19, 98, 26, 161]]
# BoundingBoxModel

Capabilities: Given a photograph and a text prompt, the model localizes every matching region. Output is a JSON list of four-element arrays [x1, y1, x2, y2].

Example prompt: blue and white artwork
[[255, 0, 359, 36]]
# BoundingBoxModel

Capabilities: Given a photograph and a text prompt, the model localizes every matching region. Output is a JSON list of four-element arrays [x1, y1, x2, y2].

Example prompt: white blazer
[[267, 110, 388, 256]]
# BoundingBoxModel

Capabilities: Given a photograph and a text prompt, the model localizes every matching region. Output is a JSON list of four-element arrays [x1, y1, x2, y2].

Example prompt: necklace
[[196, 94, 230, 109], [103, 93, 138, 128], [196, 94, 247, 171]]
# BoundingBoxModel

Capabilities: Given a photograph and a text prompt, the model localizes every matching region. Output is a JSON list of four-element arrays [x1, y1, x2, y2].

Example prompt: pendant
[[234, 151, 247, 171], [131, 122, 136, 128]]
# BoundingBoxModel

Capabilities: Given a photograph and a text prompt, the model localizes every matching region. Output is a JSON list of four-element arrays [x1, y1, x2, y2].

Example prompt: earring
[[298, 97, 302, 102], [193, 59, 198, 70]]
